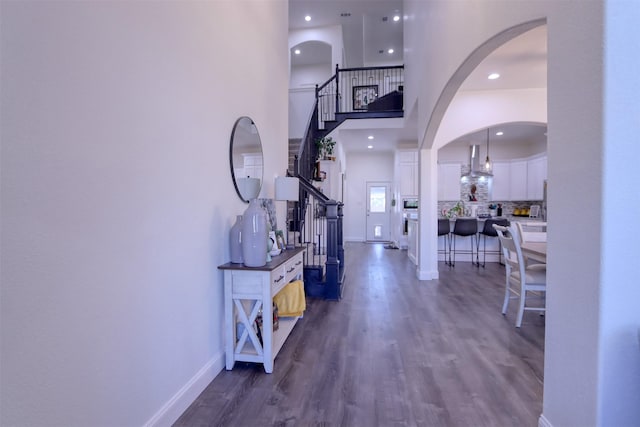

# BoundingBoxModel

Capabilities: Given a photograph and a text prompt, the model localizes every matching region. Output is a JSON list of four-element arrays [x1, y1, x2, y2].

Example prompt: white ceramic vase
[[229, 215, 243, 264], [241, 199, 267, 267]]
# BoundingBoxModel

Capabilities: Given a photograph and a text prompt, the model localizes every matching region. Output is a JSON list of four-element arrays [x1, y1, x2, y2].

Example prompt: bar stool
[[478, 218, 510, 267], [451, 218, 478, 267], [438, 218, 451, 265]]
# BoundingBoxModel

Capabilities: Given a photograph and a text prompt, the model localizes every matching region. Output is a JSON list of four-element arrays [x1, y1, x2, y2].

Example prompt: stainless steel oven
[[402, 212, 418, 235], [402, 199, 418, 235], [402, 198, 418, 210]]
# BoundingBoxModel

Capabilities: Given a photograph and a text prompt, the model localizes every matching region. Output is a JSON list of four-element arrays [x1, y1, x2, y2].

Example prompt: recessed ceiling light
[[367, 145, 373, 149], [388, 48, 394, 54], [368, 135, 374, 140], [393, 15, 400, 22], [495, 131, 504, 136], [294, 49, 301, 55], [304, 15, 311, 22], [488, 73, 500, 80]]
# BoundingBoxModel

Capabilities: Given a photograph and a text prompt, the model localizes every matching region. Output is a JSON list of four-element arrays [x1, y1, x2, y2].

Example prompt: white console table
[[218, 247, 304, 373]]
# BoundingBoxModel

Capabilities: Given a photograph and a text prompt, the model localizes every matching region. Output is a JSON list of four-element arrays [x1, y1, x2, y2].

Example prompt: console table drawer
[[271, 266, 287, 294], [285, 255, 303, 282], [230, 270, 263, 296]]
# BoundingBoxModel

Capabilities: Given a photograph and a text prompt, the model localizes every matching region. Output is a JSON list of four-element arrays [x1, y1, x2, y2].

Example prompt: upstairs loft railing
[[317, 64, 404, 131], [295, 64, 404, 182]]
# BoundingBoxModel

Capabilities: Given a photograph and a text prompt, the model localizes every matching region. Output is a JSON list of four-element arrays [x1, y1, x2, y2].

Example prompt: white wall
[[406, 0, 640, 425], [290, 64, 333, 89], [289, 25, 344, 72], [437, 140, 546, 163], [0, 2, 289, 426], [434, 88, 547, 151], [598, 2, 640, 425], [288, 88, 316, 139], [343, 152, 394, 242]]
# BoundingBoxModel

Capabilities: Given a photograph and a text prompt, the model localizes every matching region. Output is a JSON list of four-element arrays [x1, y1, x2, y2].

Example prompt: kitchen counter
[[441, 216, 545, 223], [436, 216, 543, 263], [407, 216, 545, 264]]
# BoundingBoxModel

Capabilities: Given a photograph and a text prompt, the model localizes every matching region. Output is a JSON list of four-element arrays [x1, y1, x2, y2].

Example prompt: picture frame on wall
[[352, 85, 378, 110]]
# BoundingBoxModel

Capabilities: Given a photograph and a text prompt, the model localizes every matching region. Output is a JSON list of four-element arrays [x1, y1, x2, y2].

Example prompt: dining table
[[520, 241, 547, 263]]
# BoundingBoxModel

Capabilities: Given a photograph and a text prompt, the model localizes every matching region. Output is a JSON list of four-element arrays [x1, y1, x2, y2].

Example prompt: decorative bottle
[[241, 199, 268, 267], [230, 215, 243, 264]]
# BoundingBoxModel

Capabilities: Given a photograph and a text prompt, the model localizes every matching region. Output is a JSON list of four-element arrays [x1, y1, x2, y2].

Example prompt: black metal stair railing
[[295, 64, 404, 182], [288, 176, 344, 300], [288, 64, 403, 300], [317, 64, 404, 132]]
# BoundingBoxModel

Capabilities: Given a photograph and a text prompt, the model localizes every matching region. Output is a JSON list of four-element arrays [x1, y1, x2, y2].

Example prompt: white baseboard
[[143, 351, 225, 427], [417, 267, 439, 280], [538, 413, 553, 427]]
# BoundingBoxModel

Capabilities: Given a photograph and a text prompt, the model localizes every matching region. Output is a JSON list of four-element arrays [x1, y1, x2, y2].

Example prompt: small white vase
[[229, 215, 243, 264]]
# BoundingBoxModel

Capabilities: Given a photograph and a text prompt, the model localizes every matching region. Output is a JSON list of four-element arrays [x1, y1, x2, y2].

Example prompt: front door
[[366, 182, 391, 241]]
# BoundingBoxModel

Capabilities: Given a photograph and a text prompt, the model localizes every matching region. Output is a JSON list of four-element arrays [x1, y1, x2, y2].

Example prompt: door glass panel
[[369, 186, 386, 213]]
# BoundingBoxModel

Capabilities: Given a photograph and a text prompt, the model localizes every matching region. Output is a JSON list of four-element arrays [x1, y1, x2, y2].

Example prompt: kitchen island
[[406, 216, 545, 264], [441, 216, 545, 262]]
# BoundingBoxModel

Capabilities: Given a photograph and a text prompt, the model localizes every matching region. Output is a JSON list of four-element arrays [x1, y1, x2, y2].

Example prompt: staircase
[[287, 64, 404, 300]]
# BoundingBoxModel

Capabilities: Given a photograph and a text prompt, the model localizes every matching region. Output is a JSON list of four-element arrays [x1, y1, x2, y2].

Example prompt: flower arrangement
[[443, 201, 465, 218]]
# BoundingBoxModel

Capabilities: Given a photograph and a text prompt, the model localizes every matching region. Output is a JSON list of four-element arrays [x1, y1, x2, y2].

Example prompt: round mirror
[[230, 116, 264, 202]]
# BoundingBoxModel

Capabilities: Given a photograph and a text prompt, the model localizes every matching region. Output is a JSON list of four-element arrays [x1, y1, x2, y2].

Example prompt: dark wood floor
[[174, 242, 545, 427]]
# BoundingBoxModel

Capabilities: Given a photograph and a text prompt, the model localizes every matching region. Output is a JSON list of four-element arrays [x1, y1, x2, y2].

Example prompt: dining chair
[[515, 221, 547, 266], [515, 221, 547, 244], [493, 224, 547, 327], [478, 218, 510, 267]]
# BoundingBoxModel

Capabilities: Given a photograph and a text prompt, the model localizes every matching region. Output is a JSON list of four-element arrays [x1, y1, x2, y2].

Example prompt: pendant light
[[484, 128, 492, 173]]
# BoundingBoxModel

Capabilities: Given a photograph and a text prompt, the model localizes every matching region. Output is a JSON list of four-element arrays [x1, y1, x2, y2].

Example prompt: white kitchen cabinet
[[399, 163, 417, 196], [490, 155, 547, 201], [398, 150, 418, 196], [527, 155, 547, 200], [438, 163, 461, 201], [491, 161, 511, 201], [242, 153, 263, 180], [509, 160, 528, 201]]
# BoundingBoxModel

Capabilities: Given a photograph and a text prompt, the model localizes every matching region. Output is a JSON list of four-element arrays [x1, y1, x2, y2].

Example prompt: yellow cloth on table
[[273, 280, 306, 317]]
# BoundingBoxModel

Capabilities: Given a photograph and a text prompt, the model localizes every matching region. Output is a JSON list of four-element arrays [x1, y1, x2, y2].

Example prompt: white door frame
[[365, 181, 391, 242]]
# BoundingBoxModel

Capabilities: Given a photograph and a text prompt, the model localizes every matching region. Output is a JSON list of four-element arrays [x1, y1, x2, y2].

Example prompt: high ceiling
[[289, 0, 403, 68], [289, 1, 548, 153]]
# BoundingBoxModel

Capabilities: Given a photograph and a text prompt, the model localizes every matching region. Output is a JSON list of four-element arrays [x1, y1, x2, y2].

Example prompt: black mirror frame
[[229, 116, 263, 203]]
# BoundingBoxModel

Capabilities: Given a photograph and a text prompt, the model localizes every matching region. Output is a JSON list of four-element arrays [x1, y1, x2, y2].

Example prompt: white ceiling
[[289, 1, 548, 153], [289, 0, 403, 68]]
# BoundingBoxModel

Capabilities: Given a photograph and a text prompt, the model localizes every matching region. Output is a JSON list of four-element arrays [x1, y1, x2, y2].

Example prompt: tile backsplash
[[438, 200, 542, 217], [439, 166, 542, 217]]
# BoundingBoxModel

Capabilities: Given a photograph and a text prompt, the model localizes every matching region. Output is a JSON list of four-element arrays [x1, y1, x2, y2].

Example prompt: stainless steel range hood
[[461, 144, 493, 179]]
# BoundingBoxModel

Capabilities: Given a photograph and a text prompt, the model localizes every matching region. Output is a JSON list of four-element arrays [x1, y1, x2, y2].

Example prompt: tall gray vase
[[241, 199, 267, 267], [229, 215, 243, 264]]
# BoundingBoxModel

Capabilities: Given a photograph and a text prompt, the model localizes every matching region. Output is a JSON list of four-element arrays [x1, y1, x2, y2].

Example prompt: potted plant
[[315, 137, 336, 161]]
